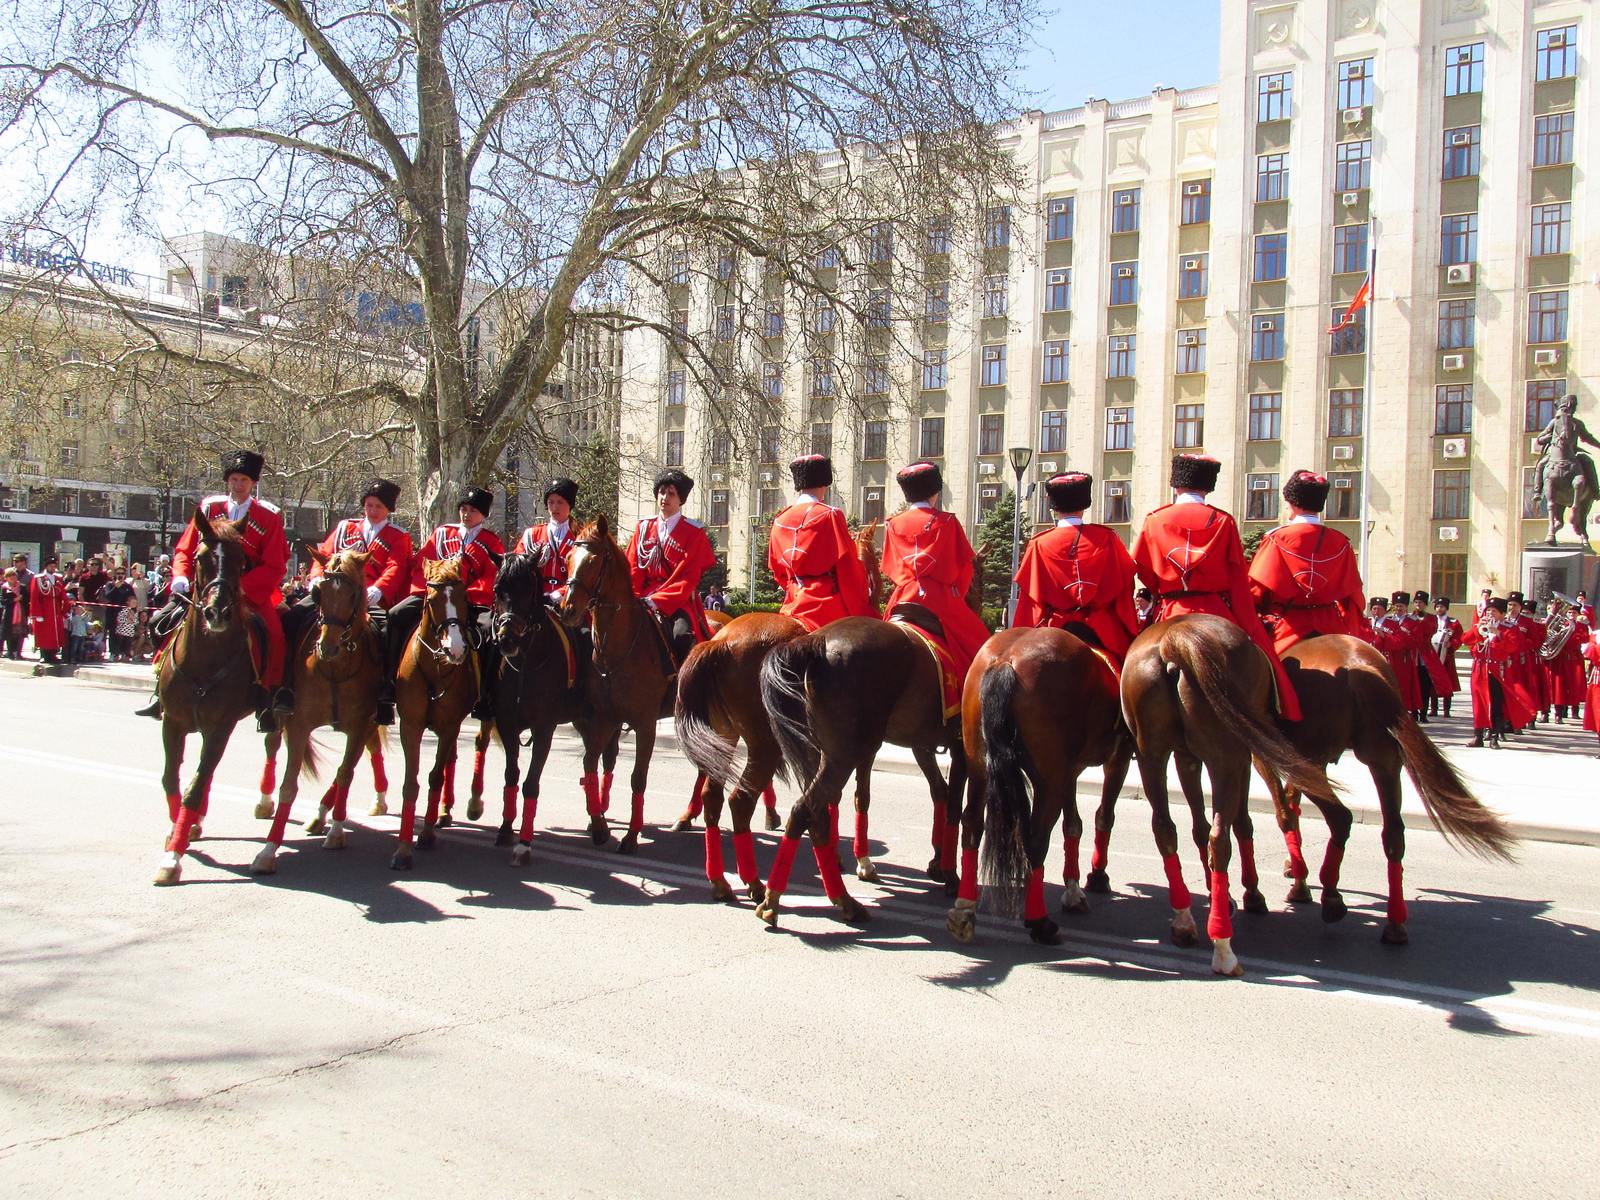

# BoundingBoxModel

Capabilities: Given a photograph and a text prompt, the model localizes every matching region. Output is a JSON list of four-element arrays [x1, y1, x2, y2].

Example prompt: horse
[[390, 557, 477, 870], [1255, 634, 1516, 943], [945, 628, 1134, 945], [1118, 615, 1337, 976], [250, 548, 386, 874], [258, 729, 389, 820], [1541, 456, 1595, 546], [559, 515, 679, 854], [151, 508, 260, 885]]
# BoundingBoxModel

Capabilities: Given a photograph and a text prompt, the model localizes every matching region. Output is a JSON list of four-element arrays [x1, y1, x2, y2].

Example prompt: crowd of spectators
[[0, 550, 172, 665]]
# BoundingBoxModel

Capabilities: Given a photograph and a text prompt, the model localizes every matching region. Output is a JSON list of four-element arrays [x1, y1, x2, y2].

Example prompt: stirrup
[[134, 694, 163, 720]]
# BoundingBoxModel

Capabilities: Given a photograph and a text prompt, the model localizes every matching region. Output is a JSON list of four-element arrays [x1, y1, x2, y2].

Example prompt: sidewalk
[[8, 656, 1597, 849]]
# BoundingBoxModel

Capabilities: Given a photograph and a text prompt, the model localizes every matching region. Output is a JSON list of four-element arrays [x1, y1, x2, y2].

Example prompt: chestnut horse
[[250, 548, 385, 874], [945, 628, 1133, 945], [151, 508, 258, 885], [1257, 634, 1515, 943], [1119, 615, 1336, 976]]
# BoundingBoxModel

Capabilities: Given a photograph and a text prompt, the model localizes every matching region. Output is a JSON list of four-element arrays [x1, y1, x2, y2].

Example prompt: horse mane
[[211, 516, 245, 546], [497, 551, 540, 591], [328, 549, 370, 580], [572, 518, 621, 554], [424, 556, 465, 585]]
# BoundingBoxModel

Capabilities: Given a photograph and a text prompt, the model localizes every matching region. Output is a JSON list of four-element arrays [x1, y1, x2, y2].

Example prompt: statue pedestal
[[1520, 544, 1598, 604]]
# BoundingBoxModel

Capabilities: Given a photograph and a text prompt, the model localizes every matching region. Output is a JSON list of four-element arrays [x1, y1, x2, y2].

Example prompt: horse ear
[[307, 544, 331, 569], [193, 505, 217, 543], [596, 513, 610, 539]]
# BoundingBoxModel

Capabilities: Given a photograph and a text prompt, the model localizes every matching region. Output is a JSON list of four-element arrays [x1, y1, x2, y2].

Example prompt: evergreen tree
[[978, 491, 1029, 613]]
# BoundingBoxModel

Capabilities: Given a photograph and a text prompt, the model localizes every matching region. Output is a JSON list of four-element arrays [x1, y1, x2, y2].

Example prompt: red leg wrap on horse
[[762, 785, 778, 812], [1207, 869, 1233, 940], [425, 785, 441, 825], [333, 782, 350, 821], [266, 794, 293, 844], [853, 809, 869, 859], [687, 773, 706, 819], [932, 803, 947, 852], [320, 781, 338, 810], [628, 791, 645, 835], [166, 792, 181, 823], [704, 826, 725, 881], [503, 783, 518, 825], [398, 803, 416, 846], [1091, 827, 1111, 873], [1024, 867, 1047, 921], [1387, 860, 1408, 926], [515, 787, 536, 841], [370, 745, 388, 792], [958, 847, 980, 903], [767, 836, 801, 895], [1284, 828, 1309, 880], [441, 761, 456, 811], [1162, 853, 1192, 909], [813, 843, 847, 902], [1319, 843, 1345, 892], [1063, 835, 1081, 885], [733, 831, 759, 884], [1238, 836, 1259, 890], [941, 821, 958, 873], [471, 747, 486, 795], [169, 806, 199, 857], [581, 773, 600, 817], [259, 760, 277, 796], [600, 772, 615, 814]]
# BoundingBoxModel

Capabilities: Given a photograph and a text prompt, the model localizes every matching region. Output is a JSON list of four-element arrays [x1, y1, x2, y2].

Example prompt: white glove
[[170, 577, 191, 595], [366, 586, 383, 606], [643, 596, 658, 612]]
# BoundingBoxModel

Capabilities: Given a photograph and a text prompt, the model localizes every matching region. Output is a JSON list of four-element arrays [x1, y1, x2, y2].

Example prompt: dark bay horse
[[152, 508, 258, 885], [1258, 634, 1516, 942], [946, 628, 1133, 944], [1119, 615, 1336, 976], [251, 547, 385, 874]]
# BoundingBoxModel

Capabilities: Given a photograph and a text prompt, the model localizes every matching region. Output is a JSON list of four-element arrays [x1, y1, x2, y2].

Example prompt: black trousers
[[660, 607, 697, 665]]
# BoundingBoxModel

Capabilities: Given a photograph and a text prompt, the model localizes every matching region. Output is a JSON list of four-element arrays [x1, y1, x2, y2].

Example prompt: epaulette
[[201, 493, 229, 508], [683, 517, 704, 529], [252, 497, 281, 514]]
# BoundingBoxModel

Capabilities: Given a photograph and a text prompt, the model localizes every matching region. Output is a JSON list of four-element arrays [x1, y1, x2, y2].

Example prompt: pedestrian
[[80, 555, 110, 606], [66, 591, 90, 664], [28, 555, 68, 663], [130, 608, 155, 663], [1, 567, 25, 658], [129, 562, 151, 611], [113, 595, 139, 661], [703, 584, 727, 613]]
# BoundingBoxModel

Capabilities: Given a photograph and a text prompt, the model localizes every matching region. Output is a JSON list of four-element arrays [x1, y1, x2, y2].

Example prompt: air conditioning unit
[[1533, 347, 1562, 366], [711, 471, 725, 483], [1450, 130, 1474, 148], [1038, 460, 1059, 473], [1546, 30, 1568, 50], [1182, 257, 1202, 271], [1107, 484, 1126, 496], [1445, 263, 1474, 285], [1342, 107, 1364, 126], [1442, 353, 1466, 371], [1183, 182, 1205, 196], [979, 485, 1001, 499], [865, 489, 882, 501], [1439, 526, 1461, 542], [759, 471, 774, 484], [1265, 77, 1285, 93], [1115, 265, 1134, 278], [1179, 331, 1200, 346], [1341, 191, 1360, 207], [1110, 336, 1130, 349], [1117, 193, 1135, 205], [18, 461, 42, 476], [1333, 477, 1354, 489], [1442, 437, 1468, 459], [1254, 318, 1277, 332], [1249, 478, 1272, 491], [1332, 445, 1355, 461], [978, 462, 996, 475]]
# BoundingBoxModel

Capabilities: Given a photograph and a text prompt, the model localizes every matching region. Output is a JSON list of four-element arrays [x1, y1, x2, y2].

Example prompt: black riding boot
[[134, 692, 163, 719], [1469, 730, 1485, 748], [470, 609, 497, 720]]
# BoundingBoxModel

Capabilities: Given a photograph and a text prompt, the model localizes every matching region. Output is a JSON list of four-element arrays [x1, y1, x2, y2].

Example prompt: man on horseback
[[627, 469, 717, 663], [1132, 454, 1301, 720], [1533, 393, 1600, 505], [1247, 469, 1367, 655], [767, 454, 877, 631], [387, 486, 505, 720], [512, 478, 579, 605], [1011, 470, 1141, 669], [881, 461, 993, 680], [136, 449, 290, 731]]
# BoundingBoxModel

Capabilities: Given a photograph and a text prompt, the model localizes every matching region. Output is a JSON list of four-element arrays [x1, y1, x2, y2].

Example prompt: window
[[1329, 306, 1366, 356], [1108, 262, 1138, 306], [981, 344, 1007, 387], [1438, 299, 1475, 349], [1529, 290, 1568, 343], [865, 289, 891, 329], [664, 430, 684, 467], [667, 369, 686, 406], [1434, 384, 1473, 435], [1333, 223, 1368, 275], [667, 248, 690, 286], [1178, 254, 1209, 300], [1432, 470, 1470, 520], [1046, 197, 1075, 241], [921, 349, 947, 391], [1534, 112, 1575, 167], [816, 245, 841, 270], [1531, 203, 1572, 256], [1039, 409, 1066, 453], [1175, 329, 1206, 375], [1444, 43, 1484, 97], [861, 487, 885, 523], [1174, 404, 1205, 449], [1442, 125, 1481, 179], [984, 205, 1012, 249], [1256, 153, 1289, 202], [924, 281, 950, 324], [866, 221, 893, 265], [716, 250, 736, 282], [1180, 179, 1212, 225], [60, 395, 81, 420], [1248, 392, 1282, 441], [1431, 553, 1468, 601], [762, 303, 784, 338], [1111, 188, 1141, 233], [761, 361, 783, 399], [864, 355, 889, 396], [979, 413, 1003, 456], [709, 490, 730, 527], [1043, 268, 1072, 312], [1103, 480, 1131, 524], [759, 425, 781, 463], [813, 299, 836, 334], [811, 358, 835, 397], [919, 417, 945, 459], [1536, 25, 1578, 82], [1334, 141, 1371, 192], [61, 490, 79, 514], [1253, 233, 1288, 282], [1440, 214, 1478, 266], [59, 440, 79, 469], [810, 422, 832, 456], [1246, 474, 1280, 521], [1105, 407, 1134, 451], [670, 308, 689, 344], [1107, 335, 1136, 379], [927, 214, 953, 256], [715, 305, 736, 341], [1041, 339, 1069, 384], [711, 433, 732, 465], [1328, 388, 1364, 437], [983, 274, 1009, 319], [1527, 380, 1565, 432], [1258, 72, 1293, 122], [863, 420, 888, 460], [1328, 473, 1360, 520], [1251, 314, 1285, 362], [759, 489, 781, 519], [1338, 58, 1374, 109]]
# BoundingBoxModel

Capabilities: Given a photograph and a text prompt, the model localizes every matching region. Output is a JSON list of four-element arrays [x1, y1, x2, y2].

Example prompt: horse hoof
[[1381, 921, 1409, 946], [417, 827, 436, 851], [755, 894, 780, 927], [390, 852, 413, 871], [304, 815, 327, 836], [1025, 916, 1062, 945], [250, 847, 279, 875], [254, 796, 275, 820], [942, 874, 958, 899], [1085, 869, 1111, 894], [189, 823, 203, 842], [746, 879, 765, 904], [1060, 884, 1090, 915], [710, 877, 734, 902], [764, 808, 782, 832], [946, 900, 976, 943], [926, 857, 947, 882], [589, 817, 609, 846], [436, 811, 453, 829], [616, 832, 639, 856], [833, 895, 870, 923], [493, 823, 514, 847], [1170, 908, 1199, 948], [670, 816, 694, 832], [1211, 938, 1245, 978], [153, 864, 182, 886], [466, 797, 484, 822], [370, 794, 388, 817], [1242, 888, 1269, 915], [322, 829, 346, 851], [1321, 891, 1348, 924], [855, 857, 879, 883], [510, 844, 533, 868], [1286, 880, 1313, 904]]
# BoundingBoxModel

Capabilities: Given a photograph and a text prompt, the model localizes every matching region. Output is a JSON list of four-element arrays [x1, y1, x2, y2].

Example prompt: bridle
[[416, 575, 472, 672], [565, 534, 650, 684], [314, 567, 368, 660]]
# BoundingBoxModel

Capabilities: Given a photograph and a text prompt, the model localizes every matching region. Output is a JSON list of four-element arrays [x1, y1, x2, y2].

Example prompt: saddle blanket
[[896, 622, 962, 720]]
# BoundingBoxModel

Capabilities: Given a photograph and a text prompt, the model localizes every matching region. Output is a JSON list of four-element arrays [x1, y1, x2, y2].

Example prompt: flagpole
[[1357, 220, 1376, 583]]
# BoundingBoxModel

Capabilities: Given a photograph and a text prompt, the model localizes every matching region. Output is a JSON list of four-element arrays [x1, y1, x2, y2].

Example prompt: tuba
[[1539, 592, 1577, 661]]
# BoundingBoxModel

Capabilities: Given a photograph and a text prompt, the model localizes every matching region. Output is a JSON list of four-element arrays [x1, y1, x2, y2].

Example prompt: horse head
[[307, 545, 370, 661], [562, 514, 628, 622], [422, 556, 470, 665], [492, 551, 547, 662], [193, 506, 245, 634]]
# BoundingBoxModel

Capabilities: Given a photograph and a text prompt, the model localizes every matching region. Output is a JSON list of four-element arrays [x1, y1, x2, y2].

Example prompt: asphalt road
[[3, 675, 1598, 1198]]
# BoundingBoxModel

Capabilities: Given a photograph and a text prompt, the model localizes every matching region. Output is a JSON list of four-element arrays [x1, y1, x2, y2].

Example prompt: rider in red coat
[[1132, 454, 1301, 720], [627, 469, 718, 660], [1429, 595, 1464, 718], [512, 478, 579, 605], [1465, 599, 1536, 746], [1013, 471, 1141, 669], [27, 556, 68, 663], [1247, 469, 1366, 656], [881, 461, 993, 682], [768, 455, 876, 632]]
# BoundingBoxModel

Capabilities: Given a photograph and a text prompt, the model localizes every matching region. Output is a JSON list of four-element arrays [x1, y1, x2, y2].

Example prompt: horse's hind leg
[[368, 732, 390, 815], [762, 782, 781, 831], [1085, 739, 1131, 894], [257, 730, 281, 819], [756, 755, 856, 928], [913, 747, 952, 885], [496, 720, 522, 851], [1204, 757, 1247, 978], [467, 720, 492, 821], [1369, 754, 1410, 945], [672, 772, 707, 832], [1025, 774, 1071, 943], [1059, 791, 1088, 915], [155, 724, 234, 885], [1234, 801, 1267, 915], [255, 729, 308, 874], [511, 723, 557, 867], [727, 756, 772, 903], [1174, 751, 1210, 880], [701, 778, 733, 901], [616, 722, 655, 856], [1136, 749, 1197, 947], [1300, 771, 1349, 924], [852, 752, 880, 882]]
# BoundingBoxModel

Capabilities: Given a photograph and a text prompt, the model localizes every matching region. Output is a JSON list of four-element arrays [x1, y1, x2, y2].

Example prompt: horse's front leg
[[1086, 738, 1132, 894], [391, 719, 425, 870], [257, 729, 282, 819], [368, 733, 390, 815], [160, 719, 186, 839], [254, 727, 308, 875], [418, 729, 458, 851], [617, 720, 655, 855], [467, 719, 493, 822], [496, 717, 523, 850], [579, 719, 618, 845], [154, 722, 235, 885], [321, 728, 367, 850], [511, 723, 557, 867]]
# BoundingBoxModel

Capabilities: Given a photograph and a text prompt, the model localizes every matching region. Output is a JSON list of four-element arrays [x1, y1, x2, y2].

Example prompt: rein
[[572, 538, 654, 698]]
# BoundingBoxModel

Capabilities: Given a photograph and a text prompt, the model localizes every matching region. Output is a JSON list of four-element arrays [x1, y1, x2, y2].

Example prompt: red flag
[[1328, 274, 1372, 333]]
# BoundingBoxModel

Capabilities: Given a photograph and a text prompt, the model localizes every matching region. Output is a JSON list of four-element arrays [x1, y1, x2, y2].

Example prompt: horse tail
[[298, 732, 322, 783], [1391, 714, 1517, 862], [759, 638, 822, 783], [1161, 620, 1337, 802], [674, 643, 743, 789], [978, 661, 1031, 915]]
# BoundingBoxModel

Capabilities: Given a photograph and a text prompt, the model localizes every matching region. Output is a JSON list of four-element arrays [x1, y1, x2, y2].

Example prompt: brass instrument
[[1477, 611, 1498, 640], [1431, 621, 1452, 662], [1539, 592, 1577, 661]]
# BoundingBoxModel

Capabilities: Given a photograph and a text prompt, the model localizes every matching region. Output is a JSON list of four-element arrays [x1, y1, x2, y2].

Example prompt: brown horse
[[250, 548, 385, 874], [1257, 634, 1516, 942], [560, 515, 678, 854], [152, 508, 258, 885], [258, 729, 389, 819], [390, 557, 477, 870], [946, 628, 1133, 944], [1119, 615, 1336, 976]]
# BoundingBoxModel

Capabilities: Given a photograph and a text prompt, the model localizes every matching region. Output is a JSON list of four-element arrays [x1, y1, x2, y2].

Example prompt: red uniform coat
[[1432, 615, 1464, 696], [1404, 612, 1457, 694], [172, 495, 290, 685], [409, 523, 504, 609], [27, 571, 68, 652], [314, 518, 414, 608], [627, 514, 717, 639], [1511, 614, 1548, 714], [1369, 613, 1422, 711], [1246, 521, 1366, 655], [1013, 520, 1142, 668], [768, 498, 877, 632], [1546, 629, 1586, 707], [1132, 500, 1301, 720], [1464, 618, 1536, 731], [881, 505, 993, 680], [513, 521, 577, 603], [1581, 634, 1600, 734]]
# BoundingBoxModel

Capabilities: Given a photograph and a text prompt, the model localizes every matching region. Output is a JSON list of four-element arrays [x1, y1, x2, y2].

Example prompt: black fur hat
[[1413, 589, 1430, 605], [458, 486, 494, 517], [1169, 454, 1221, 493], [1391, 590, 1411, 607], [654, 469, 694, 502], [361, 478, 401, 512], [1507, 590, 1526, 605], [1281, 469, 1329, 513], [543, 478, 578, 508], [789, 454, 833, 491], [1044, 472, 1093, 514], [896, 461, 944, 503], [1368, 595, 1389, 609], [221, 449, 264, 482], [1488, 597, 1509, 614]]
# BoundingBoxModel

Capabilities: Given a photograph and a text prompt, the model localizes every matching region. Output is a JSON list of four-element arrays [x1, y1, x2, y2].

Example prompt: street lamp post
[[1007, 446, 1033, 628]]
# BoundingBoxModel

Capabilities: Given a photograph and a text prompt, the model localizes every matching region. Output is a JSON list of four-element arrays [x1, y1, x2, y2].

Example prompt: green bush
[[981, 605, 1005, 632], [721, 600, 783, 618]]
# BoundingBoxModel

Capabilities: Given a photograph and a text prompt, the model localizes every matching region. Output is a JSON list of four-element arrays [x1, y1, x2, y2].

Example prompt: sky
[[1019, 0, 1222, 112]]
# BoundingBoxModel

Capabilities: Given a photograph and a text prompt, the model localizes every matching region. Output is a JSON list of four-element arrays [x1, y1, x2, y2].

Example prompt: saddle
[[888, 602, 945, 641]]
